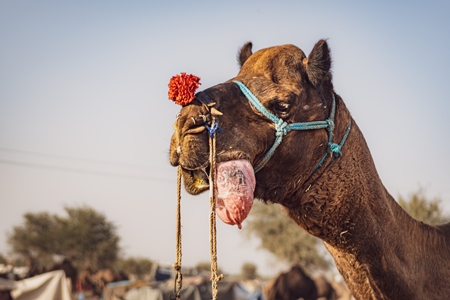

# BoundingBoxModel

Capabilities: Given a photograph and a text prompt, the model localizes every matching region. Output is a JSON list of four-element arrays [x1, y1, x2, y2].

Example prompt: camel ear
[[304, 39, 332, 88], [238, 42, 253, 67]]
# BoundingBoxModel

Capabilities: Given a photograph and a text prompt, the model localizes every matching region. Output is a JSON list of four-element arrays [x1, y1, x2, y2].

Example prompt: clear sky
[[1, 1, 450, 277]]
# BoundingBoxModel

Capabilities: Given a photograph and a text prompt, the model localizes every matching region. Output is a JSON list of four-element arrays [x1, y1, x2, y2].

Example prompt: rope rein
[[172, 167, 183, 300], [208, 116, 224, 299], [172, 116, 223, 300]]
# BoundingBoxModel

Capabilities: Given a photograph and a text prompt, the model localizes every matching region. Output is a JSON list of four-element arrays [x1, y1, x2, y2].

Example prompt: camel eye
[[272, 101, 290, 114]]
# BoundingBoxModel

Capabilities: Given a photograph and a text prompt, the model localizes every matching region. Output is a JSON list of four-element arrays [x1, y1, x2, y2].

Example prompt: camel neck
[[284, 99, 450, 299], [284, 119, 403, 298]]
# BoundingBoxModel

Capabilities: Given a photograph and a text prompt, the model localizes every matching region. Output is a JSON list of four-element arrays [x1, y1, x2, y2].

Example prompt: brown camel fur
[[169, 40, 450, 299]]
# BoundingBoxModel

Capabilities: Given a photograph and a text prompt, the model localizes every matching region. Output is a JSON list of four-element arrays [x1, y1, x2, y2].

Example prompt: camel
[[77, 267, 127, 296], [262, 264, 336, 300], [169, 40, 450, 299]]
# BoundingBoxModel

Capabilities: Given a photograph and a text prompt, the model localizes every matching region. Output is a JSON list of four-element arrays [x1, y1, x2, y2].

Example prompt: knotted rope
[[205, 122, 222, 137], [172, 116, 223, 300], [172, 166, 183, 300], [208, 116, 224, 299]]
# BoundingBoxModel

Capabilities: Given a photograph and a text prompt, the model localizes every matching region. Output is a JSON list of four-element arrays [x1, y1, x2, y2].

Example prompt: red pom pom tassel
[[168, 72, 201, 106]]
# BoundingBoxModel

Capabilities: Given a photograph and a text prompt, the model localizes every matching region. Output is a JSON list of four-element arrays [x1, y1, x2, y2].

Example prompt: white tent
[[11, 270, 71, 300]]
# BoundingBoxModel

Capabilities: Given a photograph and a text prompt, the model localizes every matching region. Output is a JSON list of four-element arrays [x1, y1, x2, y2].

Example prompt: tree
[[7, 212, 58, 268], [56, 206, 120, 269], [195, 261, 211, 273], [241, 262, 258, 280], [117, 257, 151, 278], [115, 257, 153, 280], [244, 202, 330, 272], [398, 188, 450, 225], [195, 261, 223, 275], [7, 205, 120, 270]]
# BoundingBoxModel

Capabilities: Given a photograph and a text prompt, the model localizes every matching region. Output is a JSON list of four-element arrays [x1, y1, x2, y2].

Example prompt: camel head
[[170, 40, 342, 225], [169, 38, 450, 300]]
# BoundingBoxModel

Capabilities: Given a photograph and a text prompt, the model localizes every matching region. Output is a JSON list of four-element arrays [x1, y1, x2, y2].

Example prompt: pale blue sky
[[1, 1, 449, 277]]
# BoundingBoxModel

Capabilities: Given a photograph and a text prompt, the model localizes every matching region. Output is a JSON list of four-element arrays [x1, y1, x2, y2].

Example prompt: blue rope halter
[[233, 80, 352, 174]]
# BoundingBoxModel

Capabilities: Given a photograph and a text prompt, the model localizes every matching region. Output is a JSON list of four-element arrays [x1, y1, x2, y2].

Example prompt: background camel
[[78, 267, 127, 296], [169, 40, 450, 299], [263, 265, 317, 300], [263, 265, 336, 300]]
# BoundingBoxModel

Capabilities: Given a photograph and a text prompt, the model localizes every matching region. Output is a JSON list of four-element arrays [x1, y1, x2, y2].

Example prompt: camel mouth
[[180, 152, 253, 195], [216, 151, 252, 165], [181, 167, 210, 195]]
